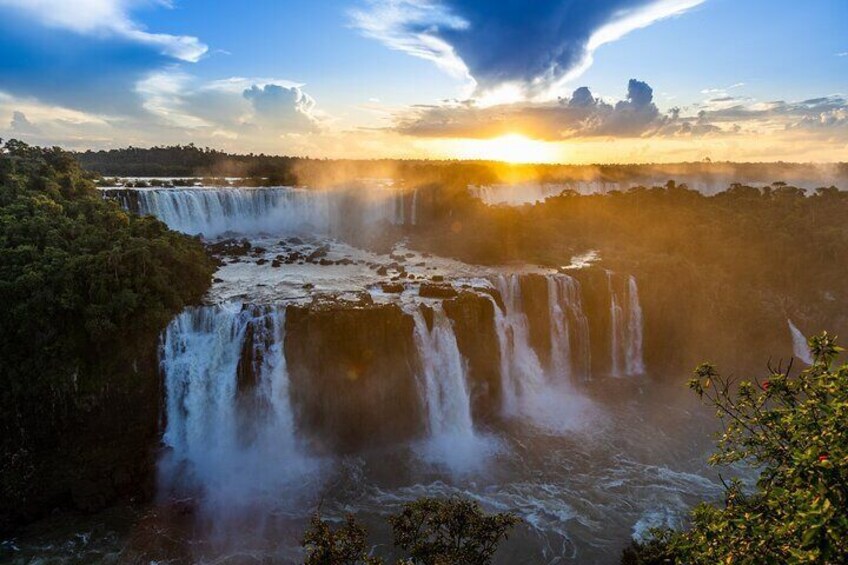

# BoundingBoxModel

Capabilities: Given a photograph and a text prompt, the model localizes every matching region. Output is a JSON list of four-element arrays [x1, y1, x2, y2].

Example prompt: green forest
[[0, 141, 215, 528]]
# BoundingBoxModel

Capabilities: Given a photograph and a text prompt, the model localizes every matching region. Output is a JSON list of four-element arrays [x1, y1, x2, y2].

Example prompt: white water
[[412, 305, 496, 473], [412, 306, 475, 439], [608, 273, 645, 377], [547, 275, 591, 381], [492, 274, 596, 433], [626, 276, 646, 376], [158, 303, 320, 517], [788, 319, 814, 365], [608, 272, 625, 377], [104, 186, 410, 237], [493, 274, 547, 414]]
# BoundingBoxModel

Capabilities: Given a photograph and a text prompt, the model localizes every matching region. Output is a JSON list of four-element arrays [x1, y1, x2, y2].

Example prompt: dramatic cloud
[[352, 0, 705, 98], [392, 79, 848, 141]]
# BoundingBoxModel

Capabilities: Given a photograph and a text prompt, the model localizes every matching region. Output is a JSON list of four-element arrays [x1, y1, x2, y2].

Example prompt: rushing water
[[158, 305, 323, 523], [101, 185, 415, 237]]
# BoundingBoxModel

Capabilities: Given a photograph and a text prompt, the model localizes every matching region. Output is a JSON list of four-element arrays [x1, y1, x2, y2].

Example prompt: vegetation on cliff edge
[[0, 140, 215, 526]]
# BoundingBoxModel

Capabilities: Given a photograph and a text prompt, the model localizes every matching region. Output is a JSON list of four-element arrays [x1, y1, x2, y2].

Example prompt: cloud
[[9, 111, 40, 134], [0, 0, 206, 115], [135, 71, 323, 136], [0, 0, 206, 62], [392, 79, 848, 141], [351, 0, 705, 99], [243, 85, 320, 133]]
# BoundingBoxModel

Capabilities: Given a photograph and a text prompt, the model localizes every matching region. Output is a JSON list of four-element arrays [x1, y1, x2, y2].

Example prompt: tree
[[389, 497, 520, 565], [302, 513, 383, 565], [627, 333, 848, 564]]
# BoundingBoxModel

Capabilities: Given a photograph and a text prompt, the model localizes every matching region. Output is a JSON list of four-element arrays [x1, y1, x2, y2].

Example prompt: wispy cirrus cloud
[[351, 0, 706, 100]]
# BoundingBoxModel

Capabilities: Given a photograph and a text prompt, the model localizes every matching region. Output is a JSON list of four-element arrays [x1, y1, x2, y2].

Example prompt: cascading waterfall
[[625, 276, 646, 376], [493, 274, 547, 414], [130, 187, 332, 236], [158, 303, 318, 515], [608, 272, 625, 377], [788, 319, 814, 365], [104, 185, 410, 237], [491, 274, 596, 433], [412, 305, 497, 472], [412, 306, 475, 439], [608, 272, 645, 377], [410, 188, 419, 226], [547, 275, 592, 381]]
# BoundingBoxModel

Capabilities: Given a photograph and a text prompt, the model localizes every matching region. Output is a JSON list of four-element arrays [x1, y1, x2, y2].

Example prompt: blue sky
[[0, 0, 845, 162]]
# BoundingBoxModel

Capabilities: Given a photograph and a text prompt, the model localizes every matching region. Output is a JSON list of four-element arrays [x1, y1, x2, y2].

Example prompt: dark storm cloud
[[352, 0, 705, 94]]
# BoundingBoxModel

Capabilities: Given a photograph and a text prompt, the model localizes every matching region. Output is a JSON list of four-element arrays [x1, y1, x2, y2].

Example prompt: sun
[[451, 133, 561, 164]]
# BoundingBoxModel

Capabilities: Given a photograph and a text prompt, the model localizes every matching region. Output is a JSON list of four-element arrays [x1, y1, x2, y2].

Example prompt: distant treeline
[[73, 144, 847, 189]]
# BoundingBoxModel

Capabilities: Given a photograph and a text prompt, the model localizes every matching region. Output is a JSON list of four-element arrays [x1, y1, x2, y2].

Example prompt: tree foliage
[[303, 513, 383, 565], [0, 140, 215, 517], [627, 333, 848, 564], [301, 497, 520, 565]]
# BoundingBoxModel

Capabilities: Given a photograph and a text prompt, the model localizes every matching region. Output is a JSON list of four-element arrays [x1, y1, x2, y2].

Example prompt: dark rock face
[[284, 301, 422, 452], [443, 292, 503, 423]]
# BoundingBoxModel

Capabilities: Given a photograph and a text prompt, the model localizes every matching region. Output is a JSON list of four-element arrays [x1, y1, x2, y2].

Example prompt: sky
[[0, 0, 845, 163]]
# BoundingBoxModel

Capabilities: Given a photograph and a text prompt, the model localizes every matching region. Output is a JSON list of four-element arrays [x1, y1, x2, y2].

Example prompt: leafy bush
[[627, 333, 848, 564]]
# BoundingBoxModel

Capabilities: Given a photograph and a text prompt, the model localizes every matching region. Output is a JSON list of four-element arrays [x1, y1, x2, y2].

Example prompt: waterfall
[[608, 272, 625, 377], [608, 273, 645, 377], [412, 305, 499, 472], [394, 191, 406, 225], [412, 306, 475, 439], [158, 303, 317, 514], [493, 274, 547, 414], [547, 275, 591, 381], [411, 188, 419, 226], [788, 320, 814, 365], [103, 185, 408, 237], [625, 276, 646, 376]]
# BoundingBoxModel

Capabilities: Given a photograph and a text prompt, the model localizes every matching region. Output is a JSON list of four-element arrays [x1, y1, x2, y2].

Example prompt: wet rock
[[419, 283, 458, 299], [376, 266, 388, 276], [271, 259, 282, 268], [307, 245, 330, 262], [256, 258, 268, 266], [381, 282, 405, 294], [206, 238, 251, 258], [431, 275, 444, 282]]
